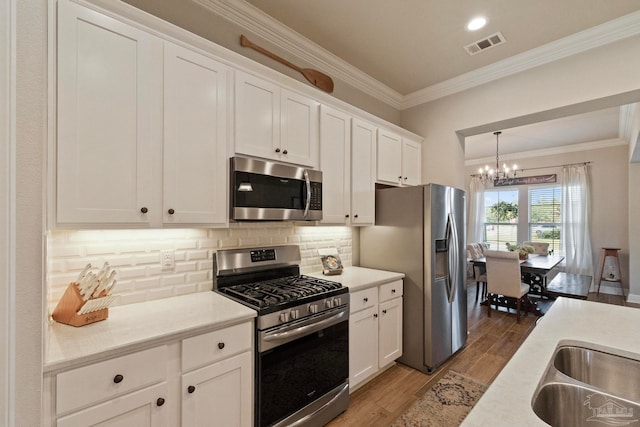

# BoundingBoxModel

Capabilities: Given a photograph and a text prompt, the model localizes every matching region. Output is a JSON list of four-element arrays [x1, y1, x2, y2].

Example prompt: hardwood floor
[[327, 283, 638, 427]]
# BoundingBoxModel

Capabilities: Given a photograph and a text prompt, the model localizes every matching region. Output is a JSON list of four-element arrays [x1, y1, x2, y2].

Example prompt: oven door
[[257, 306, 349, 427], [231, 156, 322, 221]]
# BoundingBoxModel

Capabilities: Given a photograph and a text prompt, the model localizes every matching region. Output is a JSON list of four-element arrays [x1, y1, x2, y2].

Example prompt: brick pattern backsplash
[[47, 224, 352, 311]]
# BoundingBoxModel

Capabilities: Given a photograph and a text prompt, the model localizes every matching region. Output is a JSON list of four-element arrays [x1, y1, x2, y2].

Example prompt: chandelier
[[477, 131, 518, 184]]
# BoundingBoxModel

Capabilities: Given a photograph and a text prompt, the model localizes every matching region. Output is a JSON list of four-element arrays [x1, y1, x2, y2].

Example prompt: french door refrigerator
[[360, 184, 467, 373]]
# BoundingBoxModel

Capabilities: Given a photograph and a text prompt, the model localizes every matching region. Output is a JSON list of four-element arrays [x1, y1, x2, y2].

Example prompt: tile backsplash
[[47, 223, 353, 311]]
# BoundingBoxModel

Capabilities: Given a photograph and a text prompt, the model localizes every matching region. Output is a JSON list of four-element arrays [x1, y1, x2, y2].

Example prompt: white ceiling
[[238, 0, 640, 160]]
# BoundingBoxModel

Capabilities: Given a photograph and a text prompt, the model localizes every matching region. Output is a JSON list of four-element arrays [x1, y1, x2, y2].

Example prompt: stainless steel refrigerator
[[360, 184, 467, 373]]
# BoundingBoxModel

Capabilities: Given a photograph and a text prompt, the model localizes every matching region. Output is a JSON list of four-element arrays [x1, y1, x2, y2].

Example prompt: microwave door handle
[[303, 169, 311, 218]]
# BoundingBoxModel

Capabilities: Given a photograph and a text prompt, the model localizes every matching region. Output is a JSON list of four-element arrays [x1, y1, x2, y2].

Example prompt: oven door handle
[[263, 308, 347, 343]]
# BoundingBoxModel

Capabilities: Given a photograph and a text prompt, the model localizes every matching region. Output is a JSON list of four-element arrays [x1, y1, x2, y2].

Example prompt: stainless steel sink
[[553, 345, 640, 403], [532, 341, 640, 426]]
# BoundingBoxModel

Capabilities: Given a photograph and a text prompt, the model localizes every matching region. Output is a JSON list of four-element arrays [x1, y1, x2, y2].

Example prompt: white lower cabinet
[[181, 351, 252, 427], [56, 382, 169, 427], [47, 321, 253, 427], [181, 322, 253, 427], [348, 280, 403, 391]]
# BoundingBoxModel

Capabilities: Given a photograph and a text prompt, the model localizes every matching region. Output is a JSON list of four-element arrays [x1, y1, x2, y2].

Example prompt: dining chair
[[467, 243, 487, 303], [484, 249, 530, 322], [524, 241, 549, 255]]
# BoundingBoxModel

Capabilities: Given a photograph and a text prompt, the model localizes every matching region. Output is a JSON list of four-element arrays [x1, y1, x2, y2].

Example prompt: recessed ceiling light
[[466, 17, 487, 31]]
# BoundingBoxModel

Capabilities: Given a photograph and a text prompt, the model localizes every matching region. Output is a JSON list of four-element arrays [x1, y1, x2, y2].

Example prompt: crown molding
[[403, 10, 640, 110], [465, 138, 627, 167], [194, 0, 404, 108], [196, 1, 640, 112]]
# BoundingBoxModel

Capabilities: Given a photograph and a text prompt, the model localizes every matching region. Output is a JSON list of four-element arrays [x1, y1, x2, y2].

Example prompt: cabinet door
[[57, 0, 162, 224], [402, 138, 422, 186], [376, 129, 402, 185], [57, 382, 168, 427], [163, 43, 228, 225], [349, 306, 378, 390], [351, 119, 376, 225], [234, 71, 280, 161], [182, 351, 252, 427], [320, 106, 351, 224], [280, 89, 319, 168], [378, 298, 403, 368]]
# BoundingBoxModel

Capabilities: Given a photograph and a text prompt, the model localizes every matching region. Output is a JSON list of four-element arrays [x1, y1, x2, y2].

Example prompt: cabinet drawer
[[379, 280, 403, 302], [349, 287, 378, 313], [56, 345, 168, 414], [182, 321, 252, 371]]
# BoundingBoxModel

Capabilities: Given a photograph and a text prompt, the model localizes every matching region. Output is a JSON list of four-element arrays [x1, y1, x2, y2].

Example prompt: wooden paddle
[[240, 35, 334, 93]]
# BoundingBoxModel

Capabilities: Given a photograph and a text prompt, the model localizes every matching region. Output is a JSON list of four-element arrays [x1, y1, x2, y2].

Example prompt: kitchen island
[[462, 297, 640, 426]]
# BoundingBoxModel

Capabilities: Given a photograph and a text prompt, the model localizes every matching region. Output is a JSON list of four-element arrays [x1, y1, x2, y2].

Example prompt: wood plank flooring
[[327, 284, 637, 427]]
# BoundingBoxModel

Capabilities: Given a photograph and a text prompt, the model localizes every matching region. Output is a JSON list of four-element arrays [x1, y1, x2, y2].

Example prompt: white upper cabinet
[[350, 119, 376, 225], [280, 89, 319, 167], [402, 136, 422, 186], [55, 0, 229, 227], [235, 70, 319, 168], [320, 108, 376, 226], [163, 43, 229, 226], [56, 0, 162, 225], [376, 128, 422, 186], [376, 129, 403, 185], [320, 106, 351, 224]]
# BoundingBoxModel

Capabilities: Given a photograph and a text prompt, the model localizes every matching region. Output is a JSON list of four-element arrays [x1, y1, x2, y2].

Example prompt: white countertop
[[308, 266, 405, 292], [45, 292, 256, 373], [462, 297, 640, 426]]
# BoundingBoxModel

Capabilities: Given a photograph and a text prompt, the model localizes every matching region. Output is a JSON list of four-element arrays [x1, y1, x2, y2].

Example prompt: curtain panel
[[561, 164, 594, 279]]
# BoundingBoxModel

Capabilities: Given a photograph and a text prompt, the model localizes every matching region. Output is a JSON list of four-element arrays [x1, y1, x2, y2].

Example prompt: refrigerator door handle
[[447, 212, 459, 304]]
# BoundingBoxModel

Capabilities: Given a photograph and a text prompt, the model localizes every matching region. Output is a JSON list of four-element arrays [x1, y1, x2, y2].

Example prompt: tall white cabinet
[[56, 0, 162, 225], [320, 107, 376, 226], [163, 43, 228, 225]]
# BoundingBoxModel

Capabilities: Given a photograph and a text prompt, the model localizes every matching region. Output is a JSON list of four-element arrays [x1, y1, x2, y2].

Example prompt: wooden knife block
[[52, 283, 109, 327]]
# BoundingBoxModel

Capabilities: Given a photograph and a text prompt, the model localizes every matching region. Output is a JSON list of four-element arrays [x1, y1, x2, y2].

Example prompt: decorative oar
[[240, 35, 334, 93]]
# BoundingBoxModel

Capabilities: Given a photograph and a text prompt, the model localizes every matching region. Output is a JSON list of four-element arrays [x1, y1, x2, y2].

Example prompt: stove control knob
[[290, 309, 300, 320], [308, 304, 319, 314], [325, 299, 334, 309], [334, 297, 342, 306], [279, 312, 290, 323]]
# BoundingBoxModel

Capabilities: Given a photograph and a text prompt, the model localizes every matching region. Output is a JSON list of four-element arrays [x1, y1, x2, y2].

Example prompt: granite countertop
[[308, 266, 405, 292], [45, 292, 256, 373], [462, 297, 640, 426]]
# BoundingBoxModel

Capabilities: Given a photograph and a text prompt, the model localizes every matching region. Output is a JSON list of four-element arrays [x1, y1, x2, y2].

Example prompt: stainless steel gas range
[[213, 245, 349, 427]]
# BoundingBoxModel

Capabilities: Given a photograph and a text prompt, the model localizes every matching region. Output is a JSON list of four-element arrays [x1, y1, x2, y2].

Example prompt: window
[[529, 186, 562, 255], [483, 189, 518, 250]]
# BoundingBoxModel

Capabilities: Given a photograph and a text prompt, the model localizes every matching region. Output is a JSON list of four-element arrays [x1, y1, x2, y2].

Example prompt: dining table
[[471, 254, 565, 316]]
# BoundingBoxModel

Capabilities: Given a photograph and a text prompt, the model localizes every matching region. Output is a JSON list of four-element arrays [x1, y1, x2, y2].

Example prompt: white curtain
[[467, 177, 486, 245], [561, 164, 593, 277]]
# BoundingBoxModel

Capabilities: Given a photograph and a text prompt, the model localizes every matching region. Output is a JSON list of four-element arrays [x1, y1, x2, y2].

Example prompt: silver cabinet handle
[[303, 169, 311, 218]]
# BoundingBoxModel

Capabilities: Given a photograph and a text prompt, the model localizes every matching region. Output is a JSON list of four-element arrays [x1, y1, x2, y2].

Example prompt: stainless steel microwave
[[230, 157, 322, 221]]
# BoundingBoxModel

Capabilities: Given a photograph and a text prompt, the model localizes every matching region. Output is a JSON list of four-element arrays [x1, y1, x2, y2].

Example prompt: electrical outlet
[[161, 250, 175, 271]]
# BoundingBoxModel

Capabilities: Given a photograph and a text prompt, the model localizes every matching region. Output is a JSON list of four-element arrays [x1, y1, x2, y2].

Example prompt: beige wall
[[15, 0, 45, 426], [465, 144, 629, 294], [401, 34, 640, 189], [119, 0, 401, 124]]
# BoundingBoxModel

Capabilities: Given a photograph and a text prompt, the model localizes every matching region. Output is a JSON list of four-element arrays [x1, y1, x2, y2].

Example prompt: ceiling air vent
[[464, 32, 506, 56]]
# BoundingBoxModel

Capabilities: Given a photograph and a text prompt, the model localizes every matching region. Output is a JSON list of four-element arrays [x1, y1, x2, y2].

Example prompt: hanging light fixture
[[477, 131, 518, 184]]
